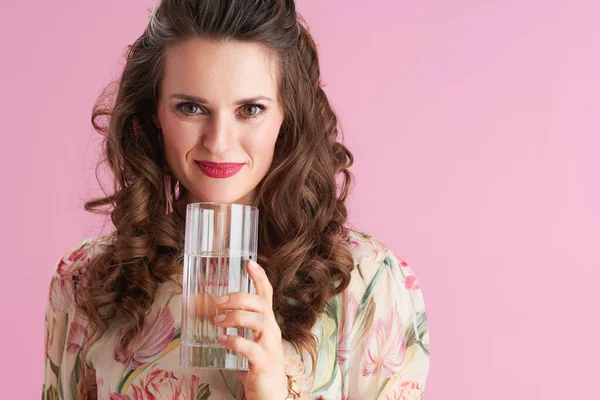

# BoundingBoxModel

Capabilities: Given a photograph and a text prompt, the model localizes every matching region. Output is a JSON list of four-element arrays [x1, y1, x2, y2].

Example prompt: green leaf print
[[414, 311, 430, 356], [56, 370, 64, 400], [312, 312, 339, 392], [375, 378, 391, 399], [48, 359, 60, 381], [116, 368, 135, 394], [352, 255, 391, 347], [44, 385, 60, 400], [196, 383, 211, 400], [357, 255, 389, 307], [324, 295, 340, 320], [69, 351, 81, 398], [353, 295, 375, 346]]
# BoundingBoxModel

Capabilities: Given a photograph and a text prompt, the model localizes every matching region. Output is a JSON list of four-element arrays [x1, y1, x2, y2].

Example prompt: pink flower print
[[362, 306, 406, 378], [400, 260, 420, 290], [49, 275, 74, 312], [178, 374, 205, 400], [347, 231, 387, 266], [109, 364, 203, 400], [386, 381, 423, 400], [97, 377, 105, 400], [79, 369, 98, 400], [114, 307, 175, 369], [204, 257, 230, 288], [57, 244, 90, 280], [347, 238, 360, 251], [337, 292, 359, 366], [66, 322, 88, 354], [404, 275, 420, 290], [68, 244, 90, 262]]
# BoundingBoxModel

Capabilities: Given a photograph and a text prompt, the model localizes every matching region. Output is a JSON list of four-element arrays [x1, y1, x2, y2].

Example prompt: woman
[[42, 0, 430, 399]]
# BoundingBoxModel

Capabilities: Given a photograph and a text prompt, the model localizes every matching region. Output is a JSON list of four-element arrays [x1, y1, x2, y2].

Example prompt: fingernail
[[215, 295, 229, 305], [218, 334, 228, 343], [248, 260, 258, 269], [214, 314, 225, 323]]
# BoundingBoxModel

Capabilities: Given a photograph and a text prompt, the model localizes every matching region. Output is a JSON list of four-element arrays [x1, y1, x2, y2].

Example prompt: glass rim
[[186, 201, 258, 211]]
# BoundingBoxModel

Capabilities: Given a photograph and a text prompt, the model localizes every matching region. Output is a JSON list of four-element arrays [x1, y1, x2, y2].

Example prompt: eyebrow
[[168, 93, 274, 106]]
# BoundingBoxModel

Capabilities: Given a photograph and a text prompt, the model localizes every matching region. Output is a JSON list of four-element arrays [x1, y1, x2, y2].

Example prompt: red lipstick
[[195, 161, 244, 178]]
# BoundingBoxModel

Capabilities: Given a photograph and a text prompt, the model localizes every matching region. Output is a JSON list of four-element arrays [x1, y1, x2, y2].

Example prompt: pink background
[[1, 0, 598, 398]]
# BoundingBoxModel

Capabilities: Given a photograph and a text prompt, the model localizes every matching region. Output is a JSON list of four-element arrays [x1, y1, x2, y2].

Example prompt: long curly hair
[[80, 0, 356, 369]]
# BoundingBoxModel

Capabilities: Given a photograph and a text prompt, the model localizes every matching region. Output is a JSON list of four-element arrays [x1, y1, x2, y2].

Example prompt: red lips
[[195, 161, 244, 178]]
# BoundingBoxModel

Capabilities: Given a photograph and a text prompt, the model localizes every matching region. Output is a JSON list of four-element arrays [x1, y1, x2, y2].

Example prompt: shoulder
[[52, 233, 115, 279], [47, 233, 115, 313], [319, 230, 430, 398], [342, 228, 423, 297], [338, 228, 429, 353], [308, 229, 429, 395]]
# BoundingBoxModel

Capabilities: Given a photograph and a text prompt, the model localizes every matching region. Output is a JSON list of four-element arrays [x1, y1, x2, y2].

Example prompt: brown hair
[[80, 0, 355, 369]]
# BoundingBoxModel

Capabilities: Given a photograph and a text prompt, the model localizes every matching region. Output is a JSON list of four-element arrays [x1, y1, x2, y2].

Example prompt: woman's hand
[[214, 259, 289, 400]]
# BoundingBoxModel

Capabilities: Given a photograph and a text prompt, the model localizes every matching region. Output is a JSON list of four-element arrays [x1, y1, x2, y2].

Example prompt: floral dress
[[42, 229, 430, 399]]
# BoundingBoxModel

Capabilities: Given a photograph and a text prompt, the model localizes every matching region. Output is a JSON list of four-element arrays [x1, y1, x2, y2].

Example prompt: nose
[[200, 114, 236, 155]]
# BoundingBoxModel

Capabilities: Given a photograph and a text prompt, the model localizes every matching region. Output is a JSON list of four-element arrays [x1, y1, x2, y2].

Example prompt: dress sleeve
[[339, 237, 430, 399], [42, 239, 98, 400]]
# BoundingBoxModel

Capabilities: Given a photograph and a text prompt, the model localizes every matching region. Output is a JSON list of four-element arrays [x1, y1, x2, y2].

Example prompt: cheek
[[249, 141, 275, 164], [161, 123, 196, 158], [246, 124, 280, 163]]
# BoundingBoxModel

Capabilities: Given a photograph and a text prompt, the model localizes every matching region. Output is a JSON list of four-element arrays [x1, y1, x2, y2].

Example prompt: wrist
[[265, 371, 288, 400]]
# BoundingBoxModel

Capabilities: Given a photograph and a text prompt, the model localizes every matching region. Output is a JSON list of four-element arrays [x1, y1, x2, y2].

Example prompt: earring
[[164, 173, 174, 215], [157, 127, 174, 215]]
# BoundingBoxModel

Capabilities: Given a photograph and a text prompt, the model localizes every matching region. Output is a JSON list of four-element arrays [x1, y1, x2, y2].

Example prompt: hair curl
[[80, 0, 356, 369]]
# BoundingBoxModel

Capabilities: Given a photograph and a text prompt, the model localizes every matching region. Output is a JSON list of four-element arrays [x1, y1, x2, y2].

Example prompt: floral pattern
[[109, 364, 211, 400], [362, 306, 406, 378], [66, 322, 89, 354], [43, 229, 429, 399], [49, 275, 74, 312], [386, 381, 423, 400], [114, 307, 176, 369]]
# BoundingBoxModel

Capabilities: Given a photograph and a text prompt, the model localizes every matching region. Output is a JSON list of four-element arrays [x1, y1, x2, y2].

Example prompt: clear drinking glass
[[180, 202, 259, 370]]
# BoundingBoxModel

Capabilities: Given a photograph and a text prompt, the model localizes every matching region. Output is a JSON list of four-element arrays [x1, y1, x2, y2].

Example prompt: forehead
[[160, 38, 280, 101]]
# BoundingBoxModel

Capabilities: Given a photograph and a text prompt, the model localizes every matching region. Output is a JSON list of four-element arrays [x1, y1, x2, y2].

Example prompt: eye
[[175, 102, 203, 115], [239, 103, 267, 120], [174, 101, 267, 119]]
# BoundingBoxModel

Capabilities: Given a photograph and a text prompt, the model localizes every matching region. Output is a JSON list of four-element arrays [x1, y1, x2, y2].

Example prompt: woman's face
[[155, 38, 284, 205]]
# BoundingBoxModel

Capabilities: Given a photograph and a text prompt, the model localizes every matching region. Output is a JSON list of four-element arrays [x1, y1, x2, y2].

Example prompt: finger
[[218, 334, 265, 367], [214, 309, 265, 333], [215, 292, 268, 314], [246, 259, 273, 300]]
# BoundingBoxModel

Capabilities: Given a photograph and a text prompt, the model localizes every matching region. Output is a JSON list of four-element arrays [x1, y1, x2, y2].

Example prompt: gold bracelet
[[284, 373, 300, 400]]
